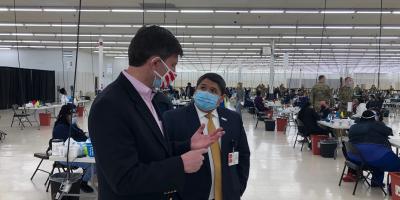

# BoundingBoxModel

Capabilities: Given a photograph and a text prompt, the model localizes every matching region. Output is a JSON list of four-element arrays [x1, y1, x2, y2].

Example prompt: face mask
[[71, 116, 77, 125], [152, 58, 177, 89], [194, 90, 220, 112]]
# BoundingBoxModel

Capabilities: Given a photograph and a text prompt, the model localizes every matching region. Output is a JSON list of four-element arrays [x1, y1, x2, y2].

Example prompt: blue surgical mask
[[194, 91, 220, 112]]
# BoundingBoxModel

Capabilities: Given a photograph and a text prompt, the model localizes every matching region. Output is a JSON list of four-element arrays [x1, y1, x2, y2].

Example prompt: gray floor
[[0, 106, 398, 200]]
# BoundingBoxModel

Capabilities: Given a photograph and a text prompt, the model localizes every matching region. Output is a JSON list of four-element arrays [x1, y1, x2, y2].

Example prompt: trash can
[[311, 135, 329, 155], [276, 117, 288, 132], [265, 119, 275, 131], [390, 172, 400, 199], [39, 113, 51, 126], [320, 139, 338, 158], [76, 106, 84, 117], [50, 172, 82, 200]]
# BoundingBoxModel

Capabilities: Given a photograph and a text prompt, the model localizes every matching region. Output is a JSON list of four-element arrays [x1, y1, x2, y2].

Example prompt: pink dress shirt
[[122, 70, 164, 134]]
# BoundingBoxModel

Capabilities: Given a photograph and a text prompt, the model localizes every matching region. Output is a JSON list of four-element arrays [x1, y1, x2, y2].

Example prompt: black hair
[[59, 88, 67, 95], [256, 90, 261, 96], [55, 104, 76, 126], [360, 110, 376, 122], [187, 82, 191, 86], [128, 25, 183, 67], [318, 75, 325, 81], [358, 98, 365, 103], [196, 73, 226, 95]]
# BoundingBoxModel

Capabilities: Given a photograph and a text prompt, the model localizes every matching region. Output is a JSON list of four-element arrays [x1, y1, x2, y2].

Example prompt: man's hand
[[181, 148, 208, 173], [190, 124, 224, 150]]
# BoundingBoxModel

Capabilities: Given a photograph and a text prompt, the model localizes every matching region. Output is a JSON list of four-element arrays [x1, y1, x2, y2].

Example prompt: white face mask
[[152, 58, 177, 89]]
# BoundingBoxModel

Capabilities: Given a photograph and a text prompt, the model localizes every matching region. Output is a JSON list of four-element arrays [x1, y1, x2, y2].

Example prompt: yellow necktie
[[206, 113, 222, 200]]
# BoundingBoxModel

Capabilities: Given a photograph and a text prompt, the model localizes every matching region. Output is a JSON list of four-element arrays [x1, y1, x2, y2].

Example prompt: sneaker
[[80, 181, 94, 193], [342, 174, 356, 182]]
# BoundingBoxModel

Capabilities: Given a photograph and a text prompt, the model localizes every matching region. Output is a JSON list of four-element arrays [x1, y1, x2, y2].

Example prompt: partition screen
[[0, 66, 55, 109]]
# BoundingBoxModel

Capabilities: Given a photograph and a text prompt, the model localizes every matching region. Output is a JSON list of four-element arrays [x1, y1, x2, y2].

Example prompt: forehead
[[199, 78, 218, 88]]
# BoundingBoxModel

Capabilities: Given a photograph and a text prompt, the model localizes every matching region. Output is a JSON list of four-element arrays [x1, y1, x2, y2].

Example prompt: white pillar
[[98, 38, 104, 90], [299, 68, 303, 88], [283, 53, 289, 87], [269, 40, 275, 94], [238, 63, 242, 83]]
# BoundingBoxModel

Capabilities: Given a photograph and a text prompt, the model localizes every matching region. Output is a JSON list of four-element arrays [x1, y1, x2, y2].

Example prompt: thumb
[[195, 148, 208, 155]]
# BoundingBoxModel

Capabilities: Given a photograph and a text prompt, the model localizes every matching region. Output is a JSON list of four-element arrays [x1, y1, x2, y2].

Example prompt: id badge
[[228, 152, 239, 166]]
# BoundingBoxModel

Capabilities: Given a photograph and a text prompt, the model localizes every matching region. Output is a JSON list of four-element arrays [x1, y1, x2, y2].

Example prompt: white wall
[[0, 49, 113, 100]]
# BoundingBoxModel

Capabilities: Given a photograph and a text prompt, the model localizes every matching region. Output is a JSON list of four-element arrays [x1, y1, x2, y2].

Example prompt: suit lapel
[[116, 73, 169, 154]]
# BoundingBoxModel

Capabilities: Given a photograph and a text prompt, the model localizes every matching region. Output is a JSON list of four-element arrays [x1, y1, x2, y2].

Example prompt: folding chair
[[338, 141, 387, 196], [293, 119, 310, 151], [10, 104, 32, 129], [254, 105, 267, 128]]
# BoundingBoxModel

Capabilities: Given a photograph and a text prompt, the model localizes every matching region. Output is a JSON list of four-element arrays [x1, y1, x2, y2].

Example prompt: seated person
[[346, 110, 397, 187], [352, 98, 367, 118], [366, 95, 378, 110], [319, 101, 331, 119], [52, 104, 94, 193], [254, 90, 272, 118], [297, 101, 330, 136]]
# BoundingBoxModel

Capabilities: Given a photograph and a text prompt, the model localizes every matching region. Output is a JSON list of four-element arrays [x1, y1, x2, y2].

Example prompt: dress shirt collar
[[194, 104, 218, 119], [122, 70, 154, 100]]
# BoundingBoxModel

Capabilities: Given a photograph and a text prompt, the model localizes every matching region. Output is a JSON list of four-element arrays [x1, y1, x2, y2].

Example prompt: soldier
[[338, 77, 354, 112], [354, 84, 362, 97], [370, 84, 378, 94], [311, 75, 332, 112]]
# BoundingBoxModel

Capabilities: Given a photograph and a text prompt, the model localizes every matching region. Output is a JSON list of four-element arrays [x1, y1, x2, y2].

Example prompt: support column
[[283, 53, 289, 87], [98, 38, 104, 90], [269, 40, 275, 95]]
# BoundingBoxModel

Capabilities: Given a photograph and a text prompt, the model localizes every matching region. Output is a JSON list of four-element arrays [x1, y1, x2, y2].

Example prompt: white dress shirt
[[194, 105, 221, 200]]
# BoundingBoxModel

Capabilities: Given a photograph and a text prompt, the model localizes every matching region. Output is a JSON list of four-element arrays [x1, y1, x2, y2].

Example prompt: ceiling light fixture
[[111, 9, 144, 12], [180, 10, 214, 13], [43, 8, 77, 12], [145, 9, 179, 13], [215, 10, 248, 13], [250, 10, 284, 13]]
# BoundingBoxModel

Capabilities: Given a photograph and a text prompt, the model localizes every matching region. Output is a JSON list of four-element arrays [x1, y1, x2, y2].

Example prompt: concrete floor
[[0, 105, 399, 200]]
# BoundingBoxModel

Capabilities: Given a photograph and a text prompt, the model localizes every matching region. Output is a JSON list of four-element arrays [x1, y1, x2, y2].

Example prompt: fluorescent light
[[146, 9, 179, 13], [101, 34, 122, 37], [111, 9, 144, 12], [393, 11, 400, 14], [115, 57, 128, 59], [285, 10, 319, 14], [214, 36, 235, 39], [51, 24, 77, 27], [352, 36, 375, 39], [191, 35, 212, 38], [354, 26, 380, 29], [11, 33, 33, 36], [9, 8, 42, 11], [236, 36, 258, 39], [270, 25, 296, 29], [186, 25, 213, 28], [325, 26, 353, 29], [0, 8, 8, 11], [105, 24, 132, 27], [160, 25, 186, 28], [259, 36, 280, 39], [81, 9, 110, 12], [215, 10, 248, 13], [242, 26, 268, 29], [214, 25, 241, 29], [298, 26, 323, 29], [0, 47, 11, 50], [43, 8, 76, 12], [356, 11, 391, 14], [56, 34, 77, 37], [34, 33, 56, 37], [383, 26, 400, 29], [250, 10, 284, 13], [80, 24, 105, 27], [0, 23, 23, 26], [180, 10, 214, 13], [328, 36, 351, 39], [25, 24, 51, 27], [320, 10, 355, 14], [281, 36, 305, 39], [214, 43, 231, 45]]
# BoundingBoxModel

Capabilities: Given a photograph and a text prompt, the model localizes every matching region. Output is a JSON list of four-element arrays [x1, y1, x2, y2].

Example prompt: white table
[[318, 120, 354, 130], [390, 138, 400, 155], [19, 104, 63, 129], [49, 155, 97, 198]]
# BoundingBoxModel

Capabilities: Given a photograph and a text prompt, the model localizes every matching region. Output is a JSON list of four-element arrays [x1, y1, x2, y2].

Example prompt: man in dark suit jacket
[[164, 73, 251, 200], [185, 82, 195, 99], [89, 26, 222, 200]]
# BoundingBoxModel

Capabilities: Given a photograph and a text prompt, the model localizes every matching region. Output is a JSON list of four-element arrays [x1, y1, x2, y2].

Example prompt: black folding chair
[[293, 119, 310, 151], [10, 104, 32, 129], [254, 104, 267, 128], [338, 141, 387, 196]]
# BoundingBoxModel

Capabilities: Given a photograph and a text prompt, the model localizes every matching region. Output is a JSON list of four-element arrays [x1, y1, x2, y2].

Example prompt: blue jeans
[[60, 161, 93, 182]]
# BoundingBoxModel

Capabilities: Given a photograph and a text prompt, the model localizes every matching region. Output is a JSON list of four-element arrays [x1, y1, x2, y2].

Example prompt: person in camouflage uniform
[[311, 75, 332, 112], [354, 84, 362, 96], [338, 77, 354, 112], [370, 84, 378, 94]]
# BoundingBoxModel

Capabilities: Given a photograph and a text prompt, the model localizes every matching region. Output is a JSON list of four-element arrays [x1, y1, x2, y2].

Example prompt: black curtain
[[0, 66, 55, 109]]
